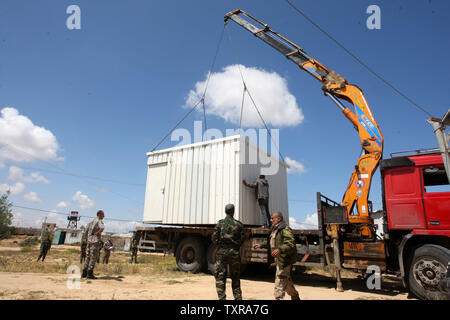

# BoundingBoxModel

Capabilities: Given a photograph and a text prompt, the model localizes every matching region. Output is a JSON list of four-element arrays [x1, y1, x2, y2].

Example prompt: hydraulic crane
[[225, 9, 384, 241]]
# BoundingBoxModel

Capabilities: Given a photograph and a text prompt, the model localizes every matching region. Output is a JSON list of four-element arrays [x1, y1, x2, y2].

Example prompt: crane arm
[[225, 9, 384, 225]]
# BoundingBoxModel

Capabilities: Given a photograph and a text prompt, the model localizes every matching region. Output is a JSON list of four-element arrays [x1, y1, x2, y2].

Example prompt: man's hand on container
[[253, 244, 261, 249]]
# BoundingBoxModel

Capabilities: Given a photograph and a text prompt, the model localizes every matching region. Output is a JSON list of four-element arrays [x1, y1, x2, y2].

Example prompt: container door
[[143, 163, 167, 223]]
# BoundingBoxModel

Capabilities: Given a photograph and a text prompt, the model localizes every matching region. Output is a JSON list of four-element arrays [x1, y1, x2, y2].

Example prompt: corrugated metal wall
[[143, 135, 289, 226], [239, 139, 289, 225]]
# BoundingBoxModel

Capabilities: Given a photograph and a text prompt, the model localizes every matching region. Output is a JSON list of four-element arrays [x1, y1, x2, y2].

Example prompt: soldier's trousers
[[103, 250, 111, 264], [258, 198, 271, 226], [83, 242, 100, 272], [274, 264, 299, 299], [214, 254, 242, 300], [37, 247, 49, 261], [80, 249, 86, 264], [130, 250, 137, 263]]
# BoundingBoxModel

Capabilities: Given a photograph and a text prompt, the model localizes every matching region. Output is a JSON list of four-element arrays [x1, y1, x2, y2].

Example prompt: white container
[[143, 135, 289, 226]]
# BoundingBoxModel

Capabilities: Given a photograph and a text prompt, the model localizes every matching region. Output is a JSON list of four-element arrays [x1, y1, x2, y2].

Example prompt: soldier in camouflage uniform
[[37, 228, 53, 262], [80, 239, 87, 264], [102, 238, 114, 264], [82, 210, 105, 279], [97, 239, 104, 263], [130, 233, 138, 264], [80, 223, 91, 264], [212, 204, 244, 300], [254, 212, 300, 300]]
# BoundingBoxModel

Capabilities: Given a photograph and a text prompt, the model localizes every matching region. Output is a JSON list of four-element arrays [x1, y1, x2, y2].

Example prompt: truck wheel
[[408, 244, 450, 300], [207, 243, 217, 274], [175, 237, 206, 273]]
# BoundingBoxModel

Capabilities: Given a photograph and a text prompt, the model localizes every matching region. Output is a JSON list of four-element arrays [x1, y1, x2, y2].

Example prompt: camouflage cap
[[225, 204, 235, 215]]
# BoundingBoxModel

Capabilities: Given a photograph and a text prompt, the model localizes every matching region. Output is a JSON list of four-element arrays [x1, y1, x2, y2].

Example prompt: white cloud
[[46, 210, 68, 227], [72, 191, 95, 209], [0, 182, 25, 195], [285, 157, 306, 175], [289, 214, 318, 229], [8, 166, 50, 184], [0, 107, 62, 163], [185, 65, 304, 127], [95, 186, 109, 193], [23, 191, 42, 203], [57, 201, 69, 208]]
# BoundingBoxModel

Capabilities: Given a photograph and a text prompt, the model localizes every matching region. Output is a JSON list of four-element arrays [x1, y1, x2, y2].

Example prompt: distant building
[[12, 227, 41, 236], [64, 229, 83, 245], [104, 233, 133, 251], [41, 223, 56, 232], [52, 228, 84, 245]]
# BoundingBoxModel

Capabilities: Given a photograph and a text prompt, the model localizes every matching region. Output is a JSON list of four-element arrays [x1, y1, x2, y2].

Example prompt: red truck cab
[[380, 151, 450, 299], [383, 153, 450, 233]]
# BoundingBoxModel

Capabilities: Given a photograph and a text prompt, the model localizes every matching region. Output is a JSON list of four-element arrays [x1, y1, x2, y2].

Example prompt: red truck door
[[384, 165, 427, 230], [421, 166, 450, 230]]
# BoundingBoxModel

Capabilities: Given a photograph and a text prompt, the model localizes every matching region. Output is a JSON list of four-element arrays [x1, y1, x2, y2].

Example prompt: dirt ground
[[0, 236, 414, 300]]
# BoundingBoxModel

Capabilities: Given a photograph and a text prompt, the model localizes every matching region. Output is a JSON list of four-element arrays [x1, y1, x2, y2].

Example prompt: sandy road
[[0, 236, 414, 300], [0, 270, 413, 300]]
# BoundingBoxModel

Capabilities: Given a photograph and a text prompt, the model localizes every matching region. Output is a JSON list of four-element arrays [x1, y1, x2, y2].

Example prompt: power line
[[151, 24, 227, 152], [225, 26, 286, 163], [1, 142, 144, 205], [12, 205, 141, 223], [6, 164, 144, 186], [285, 0, 434, 118]]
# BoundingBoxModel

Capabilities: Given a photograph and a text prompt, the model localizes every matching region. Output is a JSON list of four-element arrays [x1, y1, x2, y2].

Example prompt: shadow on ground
[[94, 275, 125, 281], [240, 263, 411, 298]]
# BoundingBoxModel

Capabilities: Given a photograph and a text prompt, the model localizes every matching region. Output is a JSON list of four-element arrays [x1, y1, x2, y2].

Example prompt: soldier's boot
[[87, 270, 97, 279], [81, 269, 87, 278], [291, 294, 301, 300]]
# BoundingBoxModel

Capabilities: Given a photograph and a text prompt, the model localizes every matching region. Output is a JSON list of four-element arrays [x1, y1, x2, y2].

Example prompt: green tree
[[0, 192, 14, 239]]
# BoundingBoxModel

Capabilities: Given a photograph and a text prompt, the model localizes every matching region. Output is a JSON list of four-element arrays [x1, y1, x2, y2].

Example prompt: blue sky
[[0, 0, 449, 232]]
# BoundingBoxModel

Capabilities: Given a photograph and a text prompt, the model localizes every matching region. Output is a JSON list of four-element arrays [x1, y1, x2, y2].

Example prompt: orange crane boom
[[225, 9, 384, 236]]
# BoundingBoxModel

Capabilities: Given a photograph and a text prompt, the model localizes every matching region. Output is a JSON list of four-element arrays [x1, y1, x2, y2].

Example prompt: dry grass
[[0, 245, 206, 280]]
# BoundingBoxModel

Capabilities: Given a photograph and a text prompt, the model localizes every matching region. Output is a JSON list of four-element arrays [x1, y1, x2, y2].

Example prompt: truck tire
[[207, 243, 217, 274], [175, 237, 206, 274], [408, 244, 450, 300]]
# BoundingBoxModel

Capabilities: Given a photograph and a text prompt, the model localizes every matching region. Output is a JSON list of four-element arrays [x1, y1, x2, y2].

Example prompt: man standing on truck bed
[[243, 174, 271, 227], [212, 204, 244, 300], [254, 212, 300, 300], [82, 210, 105, 279]]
